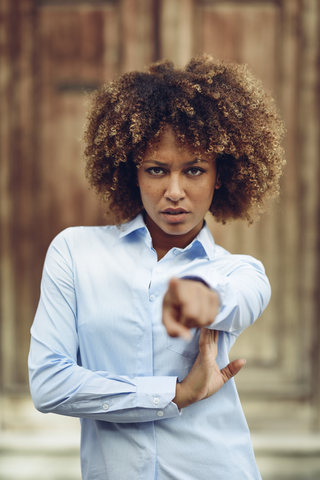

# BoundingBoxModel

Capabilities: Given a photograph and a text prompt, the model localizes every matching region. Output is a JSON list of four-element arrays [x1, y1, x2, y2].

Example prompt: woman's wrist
[[173, 381, 197, 410]]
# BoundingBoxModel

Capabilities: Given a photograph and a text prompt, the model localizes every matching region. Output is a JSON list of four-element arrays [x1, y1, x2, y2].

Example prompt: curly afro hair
[[84, 54, 285, 224]]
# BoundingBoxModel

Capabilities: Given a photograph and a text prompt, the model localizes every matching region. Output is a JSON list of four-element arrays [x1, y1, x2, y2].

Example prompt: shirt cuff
[[136, 376, 181, 421], [181, 275, 210, 288]]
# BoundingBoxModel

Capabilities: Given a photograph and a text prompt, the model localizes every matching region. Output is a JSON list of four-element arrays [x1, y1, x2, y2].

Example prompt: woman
[[29, 55, 285, 479]]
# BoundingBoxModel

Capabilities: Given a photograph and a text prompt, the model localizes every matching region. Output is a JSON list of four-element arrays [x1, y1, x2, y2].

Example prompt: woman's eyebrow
[[142, 159, 209, 166]]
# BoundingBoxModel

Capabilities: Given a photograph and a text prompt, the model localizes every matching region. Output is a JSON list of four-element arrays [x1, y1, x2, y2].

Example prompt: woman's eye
[[187, 168, 203, 176], [148, 167, 164, 175]]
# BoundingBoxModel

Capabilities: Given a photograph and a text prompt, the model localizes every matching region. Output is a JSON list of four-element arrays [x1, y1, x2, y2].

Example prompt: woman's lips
[[161, 210, 189, 223]]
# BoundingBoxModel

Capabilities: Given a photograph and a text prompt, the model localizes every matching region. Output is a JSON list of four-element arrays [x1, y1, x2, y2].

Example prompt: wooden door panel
[[0, 0, 158, 395], [1, 0, 319, 433], [187, 0, 320, 430], [199, 3, 279, 92], [195, 0, 289, 377], [37, 6, 117, 253]]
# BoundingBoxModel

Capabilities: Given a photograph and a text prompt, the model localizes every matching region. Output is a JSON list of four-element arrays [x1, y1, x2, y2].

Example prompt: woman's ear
[[215, 173, 222, 190]]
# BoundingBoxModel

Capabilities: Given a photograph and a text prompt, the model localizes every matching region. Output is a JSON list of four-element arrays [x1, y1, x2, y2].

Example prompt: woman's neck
[[144, 214, 204, 261]]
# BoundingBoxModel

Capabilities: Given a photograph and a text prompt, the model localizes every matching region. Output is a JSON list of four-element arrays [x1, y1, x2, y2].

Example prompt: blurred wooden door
[[1, 0, 319, 434], [0, 0, 158, 425], [168, 0, 319, 432]]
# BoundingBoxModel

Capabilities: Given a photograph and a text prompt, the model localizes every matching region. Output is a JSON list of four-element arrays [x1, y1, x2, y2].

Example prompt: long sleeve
[[28, 229, 180, 423], [189, 254, 271, 337]]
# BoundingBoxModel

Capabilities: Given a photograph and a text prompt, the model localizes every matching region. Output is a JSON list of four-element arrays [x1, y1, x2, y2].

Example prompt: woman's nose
[[164, 175, 185, 202]]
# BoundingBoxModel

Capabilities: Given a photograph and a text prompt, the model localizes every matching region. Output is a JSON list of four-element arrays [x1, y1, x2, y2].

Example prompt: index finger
[[162, 305, 192, 340]]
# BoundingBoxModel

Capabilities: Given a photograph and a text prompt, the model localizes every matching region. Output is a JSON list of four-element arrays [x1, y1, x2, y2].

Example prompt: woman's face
[[137, 127, 221, 253]]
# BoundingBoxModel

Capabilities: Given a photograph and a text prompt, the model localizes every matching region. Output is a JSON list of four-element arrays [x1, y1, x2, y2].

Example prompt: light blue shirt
[[29, 213, 270, 480]]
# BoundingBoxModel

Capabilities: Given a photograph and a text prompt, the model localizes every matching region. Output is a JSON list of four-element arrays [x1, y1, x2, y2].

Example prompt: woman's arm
[[162, 260, 271, 339], [28, 234, 179, 424]]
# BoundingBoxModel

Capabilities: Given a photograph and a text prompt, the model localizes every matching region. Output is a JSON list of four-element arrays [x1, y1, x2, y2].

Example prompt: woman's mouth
[[161, 209, 189, 223]]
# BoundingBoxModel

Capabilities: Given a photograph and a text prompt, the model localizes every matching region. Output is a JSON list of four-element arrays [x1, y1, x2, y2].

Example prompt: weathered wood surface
[[0, 0, 319, 432]]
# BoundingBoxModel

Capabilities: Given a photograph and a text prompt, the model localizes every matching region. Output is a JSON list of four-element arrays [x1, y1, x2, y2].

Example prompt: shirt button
[[149, 294, 155, 301], [102, 403, 109, 410], [173, 249, 179, 255], [157, 411, 164, 417], [156, 268, 163, 274], [153, 398, 160, 405]]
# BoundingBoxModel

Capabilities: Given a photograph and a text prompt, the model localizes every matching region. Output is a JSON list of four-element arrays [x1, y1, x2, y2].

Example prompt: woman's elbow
[[29, 382, 58, 414]]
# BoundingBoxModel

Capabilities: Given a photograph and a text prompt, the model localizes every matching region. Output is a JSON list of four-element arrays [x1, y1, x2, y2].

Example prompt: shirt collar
[[118, 213, 148, 238], [191, 222, 216, 260], [118, 213, 216, 260]]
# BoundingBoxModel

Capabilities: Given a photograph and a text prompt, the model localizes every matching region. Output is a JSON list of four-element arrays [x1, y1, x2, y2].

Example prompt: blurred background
[[0, 0, 319, 479]]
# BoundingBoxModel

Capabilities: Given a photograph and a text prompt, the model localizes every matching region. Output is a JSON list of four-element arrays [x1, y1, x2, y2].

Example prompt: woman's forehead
[[143, 126, 215, 162]]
